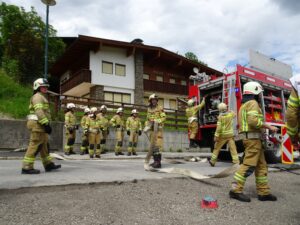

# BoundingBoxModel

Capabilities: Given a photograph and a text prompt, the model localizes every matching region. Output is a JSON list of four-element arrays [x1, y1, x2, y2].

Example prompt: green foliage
[[185, 51, 208, 66], [0, 69, 32, 118], [0, 2, 65, 85]]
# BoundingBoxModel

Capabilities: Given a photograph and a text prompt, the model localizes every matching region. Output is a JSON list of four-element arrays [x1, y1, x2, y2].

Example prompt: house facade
[[50, 35, 222, 109]]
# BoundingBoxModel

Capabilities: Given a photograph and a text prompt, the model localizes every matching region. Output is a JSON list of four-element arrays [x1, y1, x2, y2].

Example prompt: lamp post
[[41, 0, 56, 79]]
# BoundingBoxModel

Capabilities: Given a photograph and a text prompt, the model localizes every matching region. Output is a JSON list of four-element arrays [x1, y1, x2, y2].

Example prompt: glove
[[138, 130, 142, 136], [100, 127, 104, 132], [44, 124, 52, 134], [116, 125, 121, 128], [127, 130, 130, 136], [83, 129, 88, 135], [68, 127, 74, 134]]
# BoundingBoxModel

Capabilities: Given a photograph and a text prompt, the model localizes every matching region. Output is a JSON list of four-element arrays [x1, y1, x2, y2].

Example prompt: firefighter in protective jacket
[[229, 81, 278, 202], [285, 75, 300, 143], [84, 107, 101, 158], [110, 107, 125, 156], [126, 109, 142, 156], [185, 97, 205, 148], [22, 78, 61, 174], [64, 103, 77, 155], [144, 94, 166, 168], [209, 103, 239, 166], [96, 105, 110, 154], [80, 107, 90, 155]]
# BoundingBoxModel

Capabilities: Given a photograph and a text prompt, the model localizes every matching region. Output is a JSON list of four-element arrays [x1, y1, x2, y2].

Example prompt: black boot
[[95, 155, 101, 159], [132, 152, 137, 156], [127, 152, 132, 156], [189, 139, 198, 148], [45, 163, 61, 172], [118, 152, 124, 155], [21, 168, 40, 174], [229, 190, 251, 202], [80, 152, 84, 155], [151, 154, 161, 168], [258, 194, 277, 201]]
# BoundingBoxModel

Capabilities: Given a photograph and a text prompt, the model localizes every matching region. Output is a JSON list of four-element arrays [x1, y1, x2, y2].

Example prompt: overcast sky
[[4, 0, 300, 75]]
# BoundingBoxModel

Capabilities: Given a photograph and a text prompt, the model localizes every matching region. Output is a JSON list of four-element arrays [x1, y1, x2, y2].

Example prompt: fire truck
[[189, 65, 296, 163]]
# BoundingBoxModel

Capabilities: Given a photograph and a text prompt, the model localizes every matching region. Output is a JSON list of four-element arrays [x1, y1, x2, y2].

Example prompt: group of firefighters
[[21, 74, 300, 203]]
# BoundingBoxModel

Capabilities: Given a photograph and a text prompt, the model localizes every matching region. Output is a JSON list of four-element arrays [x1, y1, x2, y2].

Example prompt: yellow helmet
[[217, 103, 227, 111], [243, 81, 263, 95], [33, 78, 49, 90]]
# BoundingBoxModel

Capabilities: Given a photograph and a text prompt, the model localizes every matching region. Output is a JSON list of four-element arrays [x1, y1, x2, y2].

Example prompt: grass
[[0, 70, 32, 119]]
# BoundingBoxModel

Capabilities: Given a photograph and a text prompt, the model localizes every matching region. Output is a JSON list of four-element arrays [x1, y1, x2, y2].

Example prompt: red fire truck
[[189, 65, 296, 163]]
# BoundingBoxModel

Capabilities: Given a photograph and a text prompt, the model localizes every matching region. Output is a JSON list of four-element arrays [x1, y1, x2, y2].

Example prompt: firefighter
[[22, 78, 61, 174], [64, 103, 77, 155], [84, 107, 101, 158], [209, 103, 239, 166], [80, 107, 90, 155], [97, 105, 110, 154], [285, 75, 300, 144], [185, 97, 205, 148], [110, 107, 125, 156], [144, 94, 166, 168], [126, 109, 142, 156], [229, 81, 278, 202]]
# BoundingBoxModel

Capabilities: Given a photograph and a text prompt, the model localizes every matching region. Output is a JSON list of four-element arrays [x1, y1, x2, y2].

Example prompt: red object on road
[[201, 195, 218, 209]]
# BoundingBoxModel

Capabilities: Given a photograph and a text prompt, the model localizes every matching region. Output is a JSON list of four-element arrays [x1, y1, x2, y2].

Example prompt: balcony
[[143, 79, 188, 96], [61, 69, 91, 94]]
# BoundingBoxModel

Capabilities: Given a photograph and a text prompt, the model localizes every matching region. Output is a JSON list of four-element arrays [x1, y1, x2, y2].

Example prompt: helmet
[[100, 105, 107, 112], [90, 107, 98, 113], [243, 81, 263, 95], [33, 78, 49, 90], [131, 109, 138, 114], [116, 107, 123, 114], [187, 99, 195, 107], [217, 103, 227, 111], [149, 93, 158, 101], [84, 107, 90, 113], [67, 103, 75, 109]]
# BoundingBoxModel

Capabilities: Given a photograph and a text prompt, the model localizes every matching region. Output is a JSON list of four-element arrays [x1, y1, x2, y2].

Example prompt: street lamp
[[41, 0, 56, 79]]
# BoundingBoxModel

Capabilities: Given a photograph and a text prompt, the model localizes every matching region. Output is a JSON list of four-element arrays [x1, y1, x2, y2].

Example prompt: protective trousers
[[188, 121, 198, 139], [88, 132, 101, 156], [232, 139, 270, 196], [80, 133, 88, 153], [115, 129, 124, 153], [64, 129, 76, 153], [128, 130, 138, 153], [100, 130, 108, 153], [211, 137, 239, 165], [145, 127, 163, 163], [22, 131, 52, 170]]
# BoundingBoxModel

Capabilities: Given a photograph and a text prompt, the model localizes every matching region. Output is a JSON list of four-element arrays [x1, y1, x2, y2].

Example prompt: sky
[[3, 0, 300, 76]]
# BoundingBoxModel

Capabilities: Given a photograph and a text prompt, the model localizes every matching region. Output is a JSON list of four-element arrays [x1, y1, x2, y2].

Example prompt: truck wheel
[[264, 149, 281, 164]]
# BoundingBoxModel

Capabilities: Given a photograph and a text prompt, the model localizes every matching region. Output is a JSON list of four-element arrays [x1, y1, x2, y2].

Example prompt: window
[[170, 78, 176, 84], [102, 61, 113, 74], [156, 75, 163, 82], [115, 64, 126, 76], [143, 74, 150, 80], [181, 80, 187, 86], [169, 99, 177, 110], [104, 91, 131, 104]]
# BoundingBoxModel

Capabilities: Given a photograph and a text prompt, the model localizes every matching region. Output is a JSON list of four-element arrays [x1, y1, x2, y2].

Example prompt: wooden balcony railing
[[61, 69, 91, 94], [143, 79, 188, 95]]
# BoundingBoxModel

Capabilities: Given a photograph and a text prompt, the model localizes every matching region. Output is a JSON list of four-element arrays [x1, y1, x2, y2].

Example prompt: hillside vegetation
[[0, 70, 32, 119]]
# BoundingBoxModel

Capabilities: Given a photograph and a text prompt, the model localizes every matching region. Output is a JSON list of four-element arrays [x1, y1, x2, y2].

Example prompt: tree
[[184, 52, 208, 66], [0, 3, 65, 84]]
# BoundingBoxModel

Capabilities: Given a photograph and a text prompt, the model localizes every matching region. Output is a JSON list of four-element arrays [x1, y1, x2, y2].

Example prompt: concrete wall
[[0, 119, 189, 152], [0, 119, 64, 151]]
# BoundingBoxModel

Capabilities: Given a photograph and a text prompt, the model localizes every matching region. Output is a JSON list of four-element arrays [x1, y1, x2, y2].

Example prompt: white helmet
[[67, 103, 75, 109], [90, 107, 98, 113], [100, 105, 107, 112], [84, 107, 90, 113], [149, 93, 158, 102], [131, 109, 138, 114], [218, 103, 227, 112], [243, 81, 263, 95], [187, 99, 195, 107], [33, 78, 49, 90], [116, 107, 123, 114]]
